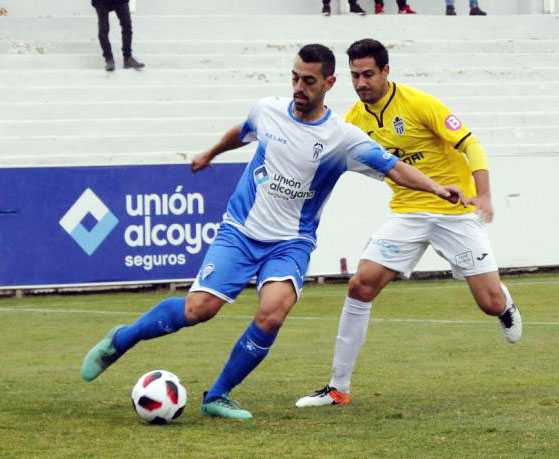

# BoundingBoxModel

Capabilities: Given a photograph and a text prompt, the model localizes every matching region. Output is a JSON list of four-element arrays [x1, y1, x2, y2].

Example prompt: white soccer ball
[[131, 370, 187, 424]]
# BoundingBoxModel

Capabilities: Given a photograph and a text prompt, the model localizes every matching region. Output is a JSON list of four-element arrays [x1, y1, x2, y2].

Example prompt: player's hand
[[436, 185, 468, 208], [466, 194, 494, 223], [191, 151, 213, 173]]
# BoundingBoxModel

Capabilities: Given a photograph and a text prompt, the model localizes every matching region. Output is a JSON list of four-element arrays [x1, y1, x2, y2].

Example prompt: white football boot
[[498, 283, 522, 343], [295, 385, 350, 408]]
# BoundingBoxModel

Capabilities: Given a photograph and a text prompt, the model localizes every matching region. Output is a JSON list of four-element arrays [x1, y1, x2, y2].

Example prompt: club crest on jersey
[[253, 165, 270, 185], [393, 116, 405, 135], [313, 142, 324, 160]]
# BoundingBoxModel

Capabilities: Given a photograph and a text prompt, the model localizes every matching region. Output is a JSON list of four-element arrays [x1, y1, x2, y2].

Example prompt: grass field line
[[1, 277, 556, 308], [1, 306, 558, 326]]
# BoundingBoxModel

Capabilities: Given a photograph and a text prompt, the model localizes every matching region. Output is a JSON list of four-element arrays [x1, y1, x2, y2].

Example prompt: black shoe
[[446, 5, 456, 15], [470, 6, 486, 15], [349, 2, 366, 15], [105, 58, 115, 72], [124, 56, 145, 69], [322, 3, 331, 15]]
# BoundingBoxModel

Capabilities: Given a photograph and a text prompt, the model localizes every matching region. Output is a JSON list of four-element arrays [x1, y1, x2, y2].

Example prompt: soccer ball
[[131, 370, 187, 424]]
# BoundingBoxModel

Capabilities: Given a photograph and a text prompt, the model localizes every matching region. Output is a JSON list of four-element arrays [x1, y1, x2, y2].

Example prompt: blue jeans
[[446, 0, 479, 7]]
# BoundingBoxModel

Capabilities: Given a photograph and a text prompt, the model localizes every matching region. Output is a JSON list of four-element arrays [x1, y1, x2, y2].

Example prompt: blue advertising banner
[[0, 164, 246, 288]]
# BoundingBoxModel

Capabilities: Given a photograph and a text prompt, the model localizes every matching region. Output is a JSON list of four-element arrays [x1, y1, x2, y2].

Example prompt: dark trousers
[[95, 3, 132, 60]]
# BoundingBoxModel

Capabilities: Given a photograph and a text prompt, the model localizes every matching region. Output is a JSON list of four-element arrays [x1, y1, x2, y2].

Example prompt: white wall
[[311, 156, 556, 275]]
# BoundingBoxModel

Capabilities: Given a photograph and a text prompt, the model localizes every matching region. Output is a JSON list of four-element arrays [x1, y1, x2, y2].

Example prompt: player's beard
[[293, 93, 317, 114], [357, 88, 381, 105]]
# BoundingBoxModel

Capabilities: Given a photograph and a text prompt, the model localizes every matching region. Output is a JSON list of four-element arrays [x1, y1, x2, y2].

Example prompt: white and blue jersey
[[223, 96, 398, 246], [191, 97, 398, 303]]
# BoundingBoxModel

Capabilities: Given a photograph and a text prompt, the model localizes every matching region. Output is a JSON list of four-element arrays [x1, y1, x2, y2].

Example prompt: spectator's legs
[[95, 5, 112, 60], [114, 3, 132, 59], [446, 0, 456, 14]]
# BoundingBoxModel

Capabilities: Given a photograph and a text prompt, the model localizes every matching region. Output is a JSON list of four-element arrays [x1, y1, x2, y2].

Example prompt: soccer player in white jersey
[[81, 44, 465, 420], [296, 38, 522, 409]]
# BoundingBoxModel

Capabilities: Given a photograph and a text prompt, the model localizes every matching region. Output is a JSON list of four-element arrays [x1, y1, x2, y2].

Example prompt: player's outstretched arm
[[190, 124, 247, 173], [387, 161, 467, 207]]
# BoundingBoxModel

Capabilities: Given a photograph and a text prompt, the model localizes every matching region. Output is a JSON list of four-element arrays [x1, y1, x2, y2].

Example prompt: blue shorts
[[189, 224, 314, 303]]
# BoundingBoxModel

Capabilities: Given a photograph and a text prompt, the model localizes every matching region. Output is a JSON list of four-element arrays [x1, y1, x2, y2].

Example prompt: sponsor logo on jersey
[[253, 165, 270, 185], [313, 142, 323, 160], [386, 148, 424, 165], [445, 114, 462, 131], [393, 116, 405, 135], [268, 173, 315, 201], [265, 132, 288, 144], [477, 253, 488, 261], [254, 164, 314, 200]]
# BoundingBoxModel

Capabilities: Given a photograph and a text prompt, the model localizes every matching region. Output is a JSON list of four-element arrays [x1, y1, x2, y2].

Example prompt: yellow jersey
[[344, 82, 479, 214]]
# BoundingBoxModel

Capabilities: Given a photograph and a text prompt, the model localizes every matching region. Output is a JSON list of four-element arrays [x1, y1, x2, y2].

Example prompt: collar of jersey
[[288, 100, 332, 126], [363, 81, 394, 113]]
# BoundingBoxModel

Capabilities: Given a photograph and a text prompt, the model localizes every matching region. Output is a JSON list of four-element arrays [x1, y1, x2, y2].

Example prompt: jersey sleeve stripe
[[454, 132, 472, 150]]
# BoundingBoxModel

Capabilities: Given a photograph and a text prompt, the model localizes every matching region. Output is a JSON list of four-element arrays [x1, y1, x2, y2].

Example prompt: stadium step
[[1, 12, 559, 167], [2, 125, 559, 156], [1, 96, 558, 121], [1, 66, 559, 88], [3, 38, 559, 56], [4, 112, 559, 138], [3, 52, 559, 71], [1, 81, 555, 103], [2, 16, 559, 42]]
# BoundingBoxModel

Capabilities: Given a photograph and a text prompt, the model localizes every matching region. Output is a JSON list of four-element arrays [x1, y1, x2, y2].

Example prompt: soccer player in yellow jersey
[[296, 38, 522, 408]]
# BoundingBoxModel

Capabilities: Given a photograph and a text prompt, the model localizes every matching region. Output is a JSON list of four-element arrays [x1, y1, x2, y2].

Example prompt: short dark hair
[[298, 44, 336, 77], [346, 39, 389, 70]]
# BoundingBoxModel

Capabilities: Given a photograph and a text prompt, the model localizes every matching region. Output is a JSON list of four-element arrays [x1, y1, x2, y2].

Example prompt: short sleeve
[[344, 123, 398, 180], [239, 101, 262, 143], [421, 94, 471, 148]]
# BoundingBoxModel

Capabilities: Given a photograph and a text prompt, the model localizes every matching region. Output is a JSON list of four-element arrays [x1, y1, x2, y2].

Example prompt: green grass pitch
[[1, 274, 558, 458]]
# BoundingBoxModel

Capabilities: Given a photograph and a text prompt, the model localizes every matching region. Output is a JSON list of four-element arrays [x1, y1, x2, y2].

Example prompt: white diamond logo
[[59, 188, 118, 256]]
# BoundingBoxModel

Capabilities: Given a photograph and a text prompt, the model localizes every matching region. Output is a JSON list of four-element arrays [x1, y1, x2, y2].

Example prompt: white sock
[[329, 296, 372, 393], [500, 282, 514, 313]]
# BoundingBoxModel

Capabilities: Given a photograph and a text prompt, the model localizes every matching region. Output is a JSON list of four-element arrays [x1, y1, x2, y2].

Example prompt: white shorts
[[361, 212, 498, 279]]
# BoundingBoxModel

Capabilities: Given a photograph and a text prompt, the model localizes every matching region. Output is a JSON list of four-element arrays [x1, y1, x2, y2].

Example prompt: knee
[[348, 273, 379, 302], [256, 314, 285, 333], [476, 288, 506, 316], [255, 302, 291, 333], [184, 294, 221, 324]]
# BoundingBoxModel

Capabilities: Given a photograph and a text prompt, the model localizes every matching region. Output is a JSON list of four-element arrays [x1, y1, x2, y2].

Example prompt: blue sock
[[112, 297, 187, 354], [204, 321, 278, 401]]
